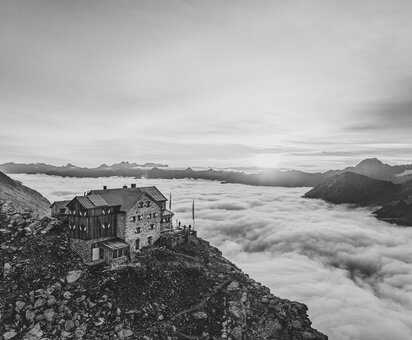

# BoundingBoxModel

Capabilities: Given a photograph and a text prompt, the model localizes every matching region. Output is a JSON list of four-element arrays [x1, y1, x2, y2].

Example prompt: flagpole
[[192, 199, 195, 231]]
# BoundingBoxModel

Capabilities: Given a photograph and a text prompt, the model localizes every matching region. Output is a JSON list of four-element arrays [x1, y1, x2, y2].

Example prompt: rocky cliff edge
[[1, 173, 327, 340]]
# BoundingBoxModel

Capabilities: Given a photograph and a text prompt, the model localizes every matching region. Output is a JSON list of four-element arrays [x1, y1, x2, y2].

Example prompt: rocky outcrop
[[1, 188, 327, 339], [0, 200, 57, 240]]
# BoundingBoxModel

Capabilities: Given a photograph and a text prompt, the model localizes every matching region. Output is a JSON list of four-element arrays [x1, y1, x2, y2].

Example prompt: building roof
[[90, 186, 167, 202], [74, 196, 100, 209], [98, 238, 129, 251], [162, 209, 174, 216], [138, 187, 167, 202], [98, 191, 145, 212], [87, 195, 109, 207], [68, 186, 167, 212], [50, 200, 70, 209]]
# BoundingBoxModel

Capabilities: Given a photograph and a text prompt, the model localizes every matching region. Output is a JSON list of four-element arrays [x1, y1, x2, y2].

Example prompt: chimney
[[103, 185, 107, 190], [131, 184, 136, 188], [123, 185, 127, 188]]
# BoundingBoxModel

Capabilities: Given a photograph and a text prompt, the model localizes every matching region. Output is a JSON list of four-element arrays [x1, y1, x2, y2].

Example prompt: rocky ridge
[[1, 185, 327, 339]]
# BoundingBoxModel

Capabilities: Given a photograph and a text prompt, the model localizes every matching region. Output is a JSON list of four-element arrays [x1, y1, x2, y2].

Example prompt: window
[[153, 212, 158, 218], [138, 202, 143, 208], [113, 250, 118, 259], [135, 227, 141, 233], [118, 248, 123, 257], [135, 239, 140, 250], [146, 213, 151, 219], [146, 201, 151, 207], [148, 236, 152, 246], [149, 224, 155, 230], [137, 215, 143, 221], [130, 216, 136, 222]]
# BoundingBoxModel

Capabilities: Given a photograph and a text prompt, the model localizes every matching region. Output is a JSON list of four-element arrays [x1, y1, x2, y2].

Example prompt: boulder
[[3, 330, 17, 340], [66, 270, 82, 284], [28, 323, 43, 338]]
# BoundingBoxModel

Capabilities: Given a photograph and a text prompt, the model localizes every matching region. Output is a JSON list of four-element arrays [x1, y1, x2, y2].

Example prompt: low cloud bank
[[11, 174, 412, 340]]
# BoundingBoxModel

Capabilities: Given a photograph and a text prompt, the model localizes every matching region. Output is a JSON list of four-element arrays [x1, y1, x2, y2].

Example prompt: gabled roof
[[98, 191, 145, 212], [90, 186, 167, 202], [50, 200, 70, 209], [87, 195, 109, 207], [138, 186, 167, 202], [72, 196, 102, 209], [68, 186, 167, 212]]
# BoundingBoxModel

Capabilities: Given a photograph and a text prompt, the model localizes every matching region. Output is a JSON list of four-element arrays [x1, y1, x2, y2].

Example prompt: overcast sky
[[1, 0, 412, 170]]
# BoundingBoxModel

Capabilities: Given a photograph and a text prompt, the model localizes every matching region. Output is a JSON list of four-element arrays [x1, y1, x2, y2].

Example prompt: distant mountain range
[[1, 158, 412, 186], [0, 161, 168, 175], [1, 158, 412, 226]]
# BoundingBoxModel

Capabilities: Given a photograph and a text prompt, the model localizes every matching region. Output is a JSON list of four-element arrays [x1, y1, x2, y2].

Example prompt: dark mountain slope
[[304, 172, 412, 226], [304, 172, 403, 205], [374, 200, 412, 227]]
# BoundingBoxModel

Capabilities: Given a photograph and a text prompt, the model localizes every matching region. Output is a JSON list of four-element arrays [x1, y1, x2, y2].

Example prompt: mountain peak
[[356, 158, 384, 167]]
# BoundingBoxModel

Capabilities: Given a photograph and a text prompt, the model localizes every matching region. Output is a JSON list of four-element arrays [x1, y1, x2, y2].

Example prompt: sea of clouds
[[10, 174, 412, 340]]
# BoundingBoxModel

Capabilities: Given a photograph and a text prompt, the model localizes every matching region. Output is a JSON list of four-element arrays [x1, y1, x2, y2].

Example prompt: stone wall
[[70, 238, 92, 262], [116, 213, 126, 240], [123, 193, 162, 253], [70, 236, 115, 263]]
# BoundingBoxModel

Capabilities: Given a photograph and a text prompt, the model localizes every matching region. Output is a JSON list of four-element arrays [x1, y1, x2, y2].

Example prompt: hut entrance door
[[92, 247, 100, 261]]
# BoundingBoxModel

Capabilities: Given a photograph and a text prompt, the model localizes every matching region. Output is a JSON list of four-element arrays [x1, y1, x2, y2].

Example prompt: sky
[[10, 174, 412, 340], [1, 0, 412, 170]]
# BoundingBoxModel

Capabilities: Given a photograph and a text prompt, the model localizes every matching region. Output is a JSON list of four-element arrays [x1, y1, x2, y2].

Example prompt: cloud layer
[[11, 174, 412, 340]]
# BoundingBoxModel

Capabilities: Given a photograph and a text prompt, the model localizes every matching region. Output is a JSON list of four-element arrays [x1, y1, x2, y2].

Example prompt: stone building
[[64, 185, 173, 266]]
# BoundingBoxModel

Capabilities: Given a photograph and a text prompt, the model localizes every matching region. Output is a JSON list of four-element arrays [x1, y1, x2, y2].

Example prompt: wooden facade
[[67, 200, 117, 240], [50, 200, 70, 218]]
